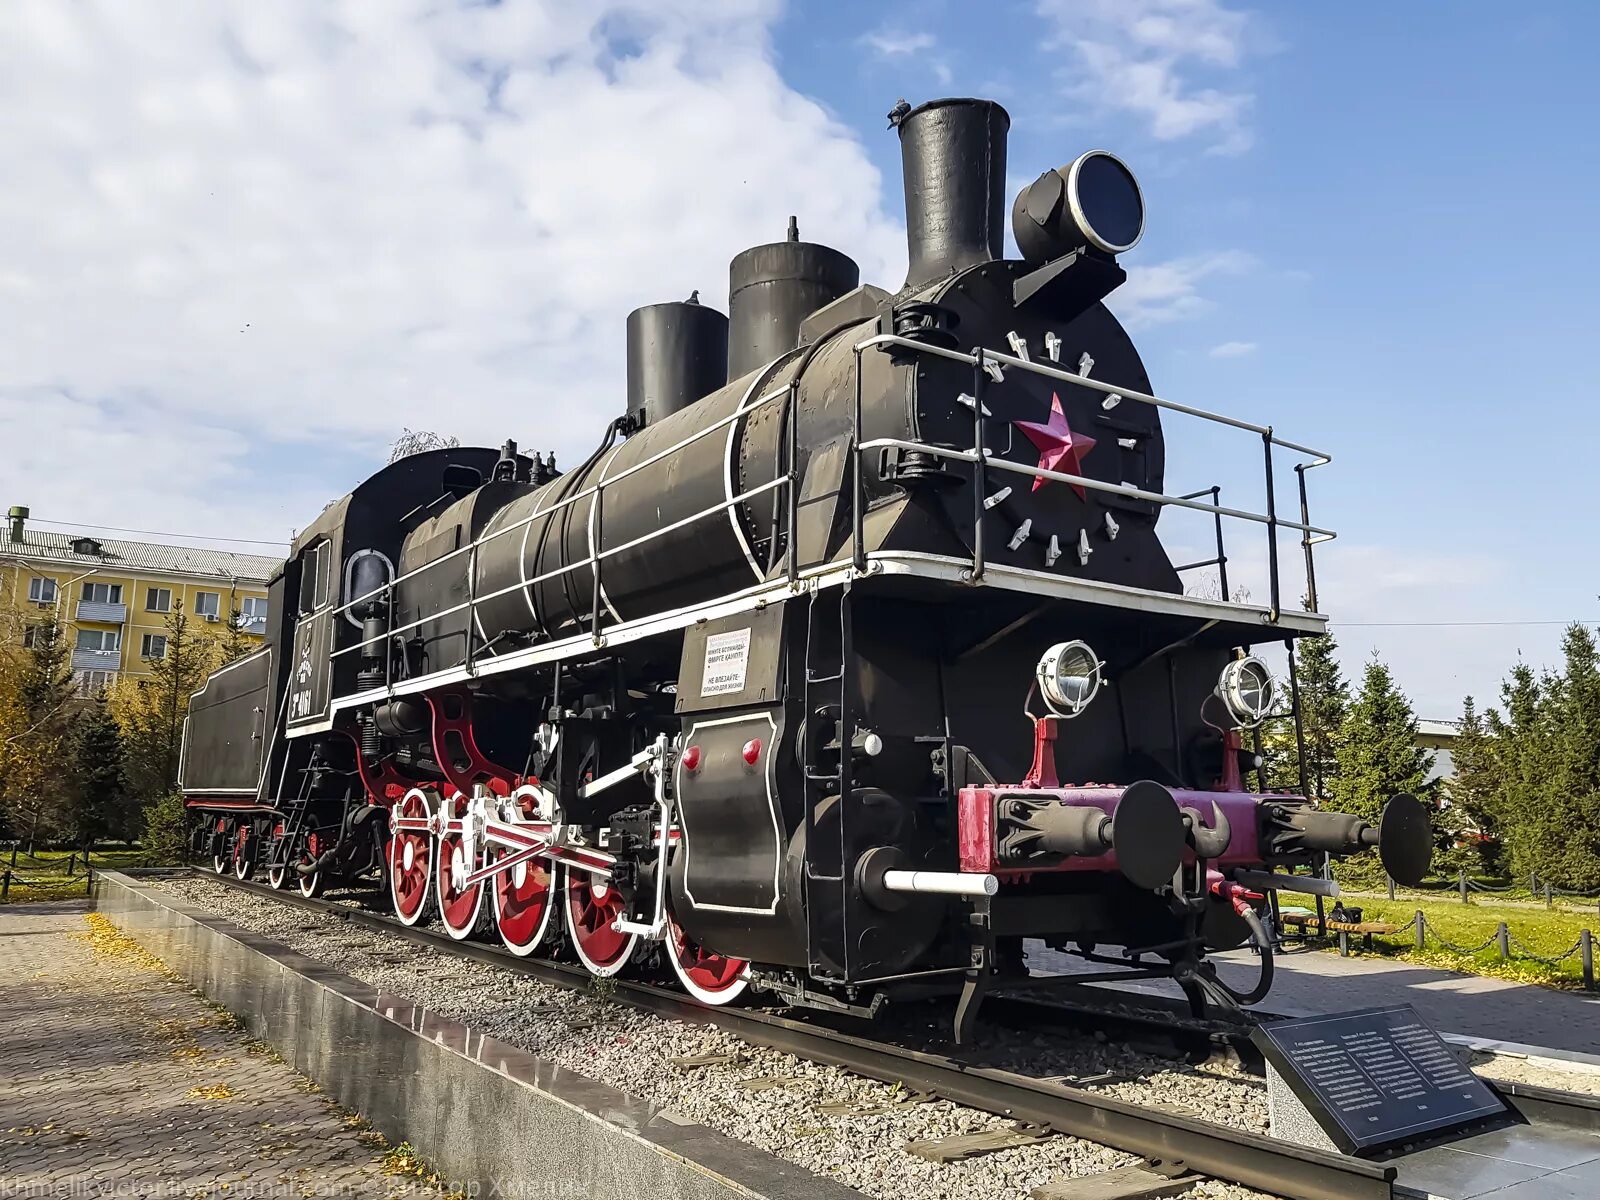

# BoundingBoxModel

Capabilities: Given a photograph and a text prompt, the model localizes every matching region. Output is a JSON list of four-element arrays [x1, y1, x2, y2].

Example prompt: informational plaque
[[1250, 1005, 1505, 1155]]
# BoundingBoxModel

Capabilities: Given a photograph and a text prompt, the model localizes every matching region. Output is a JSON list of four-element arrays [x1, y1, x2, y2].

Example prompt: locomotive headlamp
[[1036, 640, 1103, 718], [1216, 657, 1276, 727], [1013, 150, 1146, 264]]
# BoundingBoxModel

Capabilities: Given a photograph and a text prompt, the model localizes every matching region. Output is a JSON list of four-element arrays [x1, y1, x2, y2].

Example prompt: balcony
[[76, 600, 127, 624], [71, 648, 121, 672]]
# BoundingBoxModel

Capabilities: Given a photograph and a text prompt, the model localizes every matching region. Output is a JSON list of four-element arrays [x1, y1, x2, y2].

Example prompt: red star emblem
[[1013, 392, 1097, 497]]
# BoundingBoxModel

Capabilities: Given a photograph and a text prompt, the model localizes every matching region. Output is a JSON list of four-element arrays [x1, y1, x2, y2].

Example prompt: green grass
[[0, 846, 143, 903], [1309, 890, 1598, 990]]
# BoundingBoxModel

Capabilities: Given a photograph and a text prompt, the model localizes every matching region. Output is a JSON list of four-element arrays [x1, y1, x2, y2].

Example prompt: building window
[[27, 576, 57, 604], [75, 628, 120, 653], [194, 590, 221, 618], [82, 582, 123, 604], [140, 633, 168, 660], [145, 587, 172, 613], [241, 596, 268, 626], [22, 624, 50, 649], [76, 669, 115, 697]]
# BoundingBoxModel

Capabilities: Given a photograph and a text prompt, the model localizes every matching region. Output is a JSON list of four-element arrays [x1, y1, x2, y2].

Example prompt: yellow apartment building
[[1, 505, 281, 694]]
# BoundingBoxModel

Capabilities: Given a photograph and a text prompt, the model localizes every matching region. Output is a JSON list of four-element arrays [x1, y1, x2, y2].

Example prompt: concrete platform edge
[[93, 871, 863, 1200]]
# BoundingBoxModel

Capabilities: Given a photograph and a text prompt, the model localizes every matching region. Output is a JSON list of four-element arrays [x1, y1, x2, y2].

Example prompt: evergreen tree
[[110, 603, 220, 806], [18, 616, 73, 727], [62, 694, 130, 848], [1331, 655, 1434, 827], [1447, 696, 1503, 873], [219, 606, 252, 664], [1296, 633, 1350, 799], [138, 791, 190, 866], [1485, 662, 1547, 880], [1526, 626, 1600, 888], [4, 618, 76, 848], [1265, 633, 1350, 796]]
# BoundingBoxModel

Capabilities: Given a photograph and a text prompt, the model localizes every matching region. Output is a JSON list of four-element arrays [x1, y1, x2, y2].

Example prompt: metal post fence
[[1414, 911, 1425, 950], [1497, 923, 1510, 961]]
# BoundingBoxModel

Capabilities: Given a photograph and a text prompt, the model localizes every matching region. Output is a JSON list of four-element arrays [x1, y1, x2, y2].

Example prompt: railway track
[[177, 867, 1399, 1199]]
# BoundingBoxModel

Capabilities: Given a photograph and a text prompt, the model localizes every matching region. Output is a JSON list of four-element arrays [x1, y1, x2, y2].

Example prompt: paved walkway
[[1029, 941, 1600, 1057], [0, 901, 442, 1197]]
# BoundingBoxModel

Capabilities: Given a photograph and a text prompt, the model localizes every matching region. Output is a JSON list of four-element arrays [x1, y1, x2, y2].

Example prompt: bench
[[1277, 911, 1401, 953]]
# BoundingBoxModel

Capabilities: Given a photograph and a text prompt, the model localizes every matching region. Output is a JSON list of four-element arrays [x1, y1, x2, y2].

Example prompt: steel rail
[[178, 869, 1396, 1200]]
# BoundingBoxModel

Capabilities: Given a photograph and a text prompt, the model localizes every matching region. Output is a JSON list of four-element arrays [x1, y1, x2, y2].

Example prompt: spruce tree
[[1485, 663, 1546, 880], [1447, 696, 1502, 874], [18, 616, 73, 727], [62, 694, 130, 848], [1267, 633, 1350, 796], [5, 618, 76, 848], [219, 606, 251, 664], [1532, 625, 1600, 888], [1331, 656, 1434, 827]]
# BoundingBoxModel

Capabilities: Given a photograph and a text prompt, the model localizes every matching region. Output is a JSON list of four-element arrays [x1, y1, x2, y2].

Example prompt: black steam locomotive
[[182, 97, 1429, 1039]]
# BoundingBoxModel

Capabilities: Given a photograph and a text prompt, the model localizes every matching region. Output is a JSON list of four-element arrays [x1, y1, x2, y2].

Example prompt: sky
[[2, 0, 1596, 718]]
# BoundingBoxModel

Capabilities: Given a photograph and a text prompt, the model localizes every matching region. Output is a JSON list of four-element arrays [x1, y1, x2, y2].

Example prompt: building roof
[[1, 527, 281, 585], [1417, 719, 1461, 740]]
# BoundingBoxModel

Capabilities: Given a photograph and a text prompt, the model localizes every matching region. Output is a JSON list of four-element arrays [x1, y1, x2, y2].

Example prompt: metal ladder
[[800, 583, 853, 980]]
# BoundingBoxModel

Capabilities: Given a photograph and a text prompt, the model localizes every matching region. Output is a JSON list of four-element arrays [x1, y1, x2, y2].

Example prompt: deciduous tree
[[111, 603, 220, 806]]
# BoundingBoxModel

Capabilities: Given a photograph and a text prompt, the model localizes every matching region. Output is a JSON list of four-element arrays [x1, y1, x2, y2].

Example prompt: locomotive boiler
[[180, 97, 1431, 1039]]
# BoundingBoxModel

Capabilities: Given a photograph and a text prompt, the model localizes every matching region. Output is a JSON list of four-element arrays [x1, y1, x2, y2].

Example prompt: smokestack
[[7, 505, 26, 544], [625, 297, 729, 430], [727, 218, 859, 379], [891, 98, 1010, 289]]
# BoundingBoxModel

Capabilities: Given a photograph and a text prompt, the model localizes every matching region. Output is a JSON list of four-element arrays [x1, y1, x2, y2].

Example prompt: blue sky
[[2, 1, 1595, 716]]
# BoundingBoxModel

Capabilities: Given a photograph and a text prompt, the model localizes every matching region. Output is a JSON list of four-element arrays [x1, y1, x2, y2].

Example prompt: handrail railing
[[328, 378, 795, 623], [324, 327, 1336, 691], [848, 333, 1334, 622]]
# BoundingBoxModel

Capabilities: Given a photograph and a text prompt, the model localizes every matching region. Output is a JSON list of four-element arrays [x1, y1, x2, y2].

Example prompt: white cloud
[[859, 29, 936, 58], [1208, 340, 1257, 358], [0, 0, 906, 541], [1109, 250, 1252, 328], [858, 27, 952, 84], [1036, 0, 1257, 153]]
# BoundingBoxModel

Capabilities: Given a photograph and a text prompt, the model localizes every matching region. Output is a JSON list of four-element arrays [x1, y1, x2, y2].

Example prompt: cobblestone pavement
[[0, 901, 444, 1198], [1029, 941, 1600, 1056]]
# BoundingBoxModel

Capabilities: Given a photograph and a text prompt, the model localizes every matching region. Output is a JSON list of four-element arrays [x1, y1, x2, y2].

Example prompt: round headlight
[[1037, 640, 1102, 718], [1217, 657, 1276, 727]]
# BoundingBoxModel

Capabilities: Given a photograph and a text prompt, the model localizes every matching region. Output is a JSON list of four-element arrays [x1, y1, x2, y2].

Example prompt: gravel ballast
[[153, 875, 1277, 1200]]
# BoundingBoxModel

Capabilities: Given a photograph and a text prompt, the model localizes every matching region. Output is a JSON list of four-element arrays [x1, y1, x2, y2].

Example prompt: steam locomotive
[[181, 97, 1430, 1039]]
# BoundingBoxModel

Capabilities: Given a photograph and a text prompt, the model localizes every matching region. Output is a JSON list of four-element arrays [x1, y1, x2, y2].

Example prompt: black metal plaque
[[1250, 1004, 1506, 1154]]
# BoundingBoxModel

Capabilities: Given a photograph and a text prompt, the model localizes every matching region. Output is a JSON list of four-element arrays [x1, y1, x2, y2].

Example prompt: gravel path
[[155, 875, 1269, 1200]]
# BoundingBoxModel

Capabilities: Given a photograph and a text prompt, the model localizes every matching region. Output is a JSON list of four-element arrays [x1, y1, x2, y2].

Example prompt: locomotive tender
[[181, 97, 1430, 1039]]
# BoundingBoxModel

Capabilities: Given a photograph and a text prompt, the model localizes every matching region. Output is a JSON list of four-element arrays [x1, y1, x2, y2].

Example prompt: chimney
[[7, 505, 26, 543], [891, 98, 1010, 289], [727, 218, 859, 379], [625, 296, 730, 430]]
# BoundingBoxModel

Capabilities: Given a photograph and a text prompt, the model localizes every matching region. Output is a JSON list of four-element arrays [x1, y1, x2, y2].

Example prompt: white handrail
[[856, 437, 1336, 537], [853, 333, 1333, 466]]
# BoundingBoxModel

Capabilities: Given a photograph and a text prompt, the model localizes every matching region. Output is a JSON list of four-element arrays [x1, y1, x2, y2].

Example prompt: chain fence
[[1300, 907, 1600, 990]]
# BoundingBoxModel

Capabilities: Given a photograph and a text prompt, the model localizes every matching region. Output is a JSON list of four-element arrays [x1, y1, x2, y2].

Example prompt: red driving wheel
[[435, 791, 485, 940], [388, 790, 433, 925], [566, 871, 637, 977], [666, 909, 749, 1005]]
